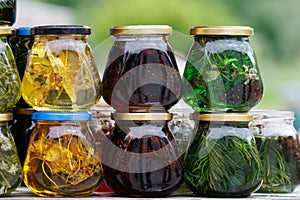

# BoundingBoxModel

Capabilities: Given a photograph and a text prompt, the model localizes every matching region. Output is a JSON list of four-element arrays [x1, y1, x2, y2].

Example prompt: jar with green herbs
[[250, 110, 300, 193], [183, 26, 263, 112], [0, 26, 21, 112], [102, 112, 183, 197], [0, 0, 16, 26], [184, 113, 262, 197], [22, 25, 102, 111], [23, 112, 103, 197], [8, 27, 34, 108], [0, 112, 22, 197], [102, 25, 182, 112]]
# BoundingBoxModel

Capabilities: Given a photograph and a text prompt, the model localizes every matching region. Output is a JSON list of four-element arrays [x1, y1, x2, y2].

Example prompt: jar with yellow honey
[[23, 111, 103, 197], [22, 25, 102, 111]]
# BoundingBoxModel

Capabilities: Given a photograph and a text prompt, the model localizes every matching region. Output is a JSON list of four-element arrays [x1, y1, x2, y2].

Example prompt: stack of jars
[[20, 25, 104, 197], [0, 0, 23, 196], [101, 25, 184, 197], [182, 26, 264, 197]]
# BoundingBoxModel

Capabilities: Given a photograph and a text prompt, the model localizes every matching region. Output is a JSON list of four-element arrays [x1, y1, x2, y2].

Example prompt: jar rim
[[190, 26, 254, 36], [32, 112, 92, 121], [190, 112, 253, 122], [0, 112, 13, 121], [31, 25, 91, 35], [112, 112, 173, 121], [0, 26, 12, 35], [110, 25, 172, 35]]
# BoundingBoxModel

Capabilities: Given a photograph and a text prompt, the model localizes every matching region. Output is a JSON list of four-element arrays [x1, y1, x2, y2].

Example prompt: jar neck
[[34, 34, 89, 42], [113, 34, 169, 42], [194, 35, 250, 43], [36, 120, 90, 125]]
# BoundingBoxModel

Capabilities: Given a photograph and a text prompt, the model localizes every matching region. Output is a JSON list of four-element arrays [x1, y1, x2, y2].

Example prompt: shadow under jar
[[102, 112, 183, 197], [183, 26, 264, 112], [102, 25, 182, 112], [21, 25, 102, 111]]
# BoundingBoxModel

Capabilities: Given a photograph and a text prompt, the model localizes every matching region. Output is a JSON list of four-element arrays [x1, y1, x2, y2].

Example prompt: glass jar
[[23, 112, 103, 197], [8, 27, 33, 108], [0, 26, 21, 112], [168, 107, 194, 159], [0, 112, 22, 197], [102, 112, 183, 197], [0, 0, 16, 26], [102, 25, 182, 112], [22, 25, 102, 111], [184, 113, 262, 197], [10, 108, 35, 166], [89, 105, 115, 194], [183, 26, 264, 112], [250, 110, 300, 193]]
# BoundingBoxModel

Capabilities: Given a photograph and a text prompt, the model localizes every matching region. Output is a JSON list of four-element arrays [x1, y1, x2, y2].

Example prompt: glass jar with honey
[[22, 25, 102, 111], [102, 25, 182, 112], [23, 111, 103, 197]]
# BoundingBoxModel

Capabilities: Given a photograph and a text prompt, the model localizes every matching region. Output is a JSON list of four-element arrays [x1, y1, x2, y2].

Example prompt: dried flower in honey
[[23, 125, 103, 196], [22, 36, 102, 111]]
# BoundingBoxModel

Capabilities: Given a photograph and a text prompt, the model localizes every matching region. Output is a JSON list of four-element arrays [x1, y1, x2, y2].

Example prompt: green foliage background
[[30, 0, 300, 115]]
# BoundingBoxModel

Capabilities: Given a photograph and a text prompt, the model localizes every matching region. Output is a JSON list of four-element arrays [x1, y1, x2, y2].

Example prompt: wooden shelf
[[4, 187, 300, 200]]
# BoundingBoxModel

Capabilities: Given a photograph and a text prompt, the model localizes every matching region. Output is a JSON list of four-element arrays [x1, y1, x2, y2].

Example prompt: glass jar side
[[183, 120, 262, 197], [102, 119, 183, 197], [8, 27, 34, 108], [183, 35, 263, 112], [0, 35, 21, 112], [23, 120, 103, 197], [22, 34, 102, 111], [9, 108, 35, 166], [0, 120, 22, 197], [102, 34, 182, 112], [251, 113, 300, 193]]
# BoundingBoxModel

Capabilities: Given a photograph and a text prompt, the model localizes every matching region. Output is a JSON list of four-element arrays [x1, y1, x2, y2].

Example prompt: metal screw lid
[[0, 113, 13, 121], [31, 112, 92, 121], [112, 112, 173, 121], [110, 25, 172, 35], [31, 25, 91, 35], [190, 112, 253, 122], [0, 26, 12, 35], [190, 26, 254, 36]]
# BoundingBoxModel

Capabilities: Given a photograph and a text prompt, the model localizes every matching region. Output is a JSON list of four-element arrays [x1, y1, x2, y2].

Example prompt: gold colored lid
[[14, 108, 35, 115], [190, 26, 254, 36], [190, 113, 253, 122], [0, 26, 12, 35], [0, 113, 13, 121], [112, 112, 173, 121], [110, 25, 172, 35]]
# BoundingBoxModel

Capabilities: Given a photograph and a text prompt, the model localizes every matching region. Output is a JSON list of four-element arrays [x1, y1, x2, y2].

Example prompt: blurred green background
[[16, 0, 300, 127]]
